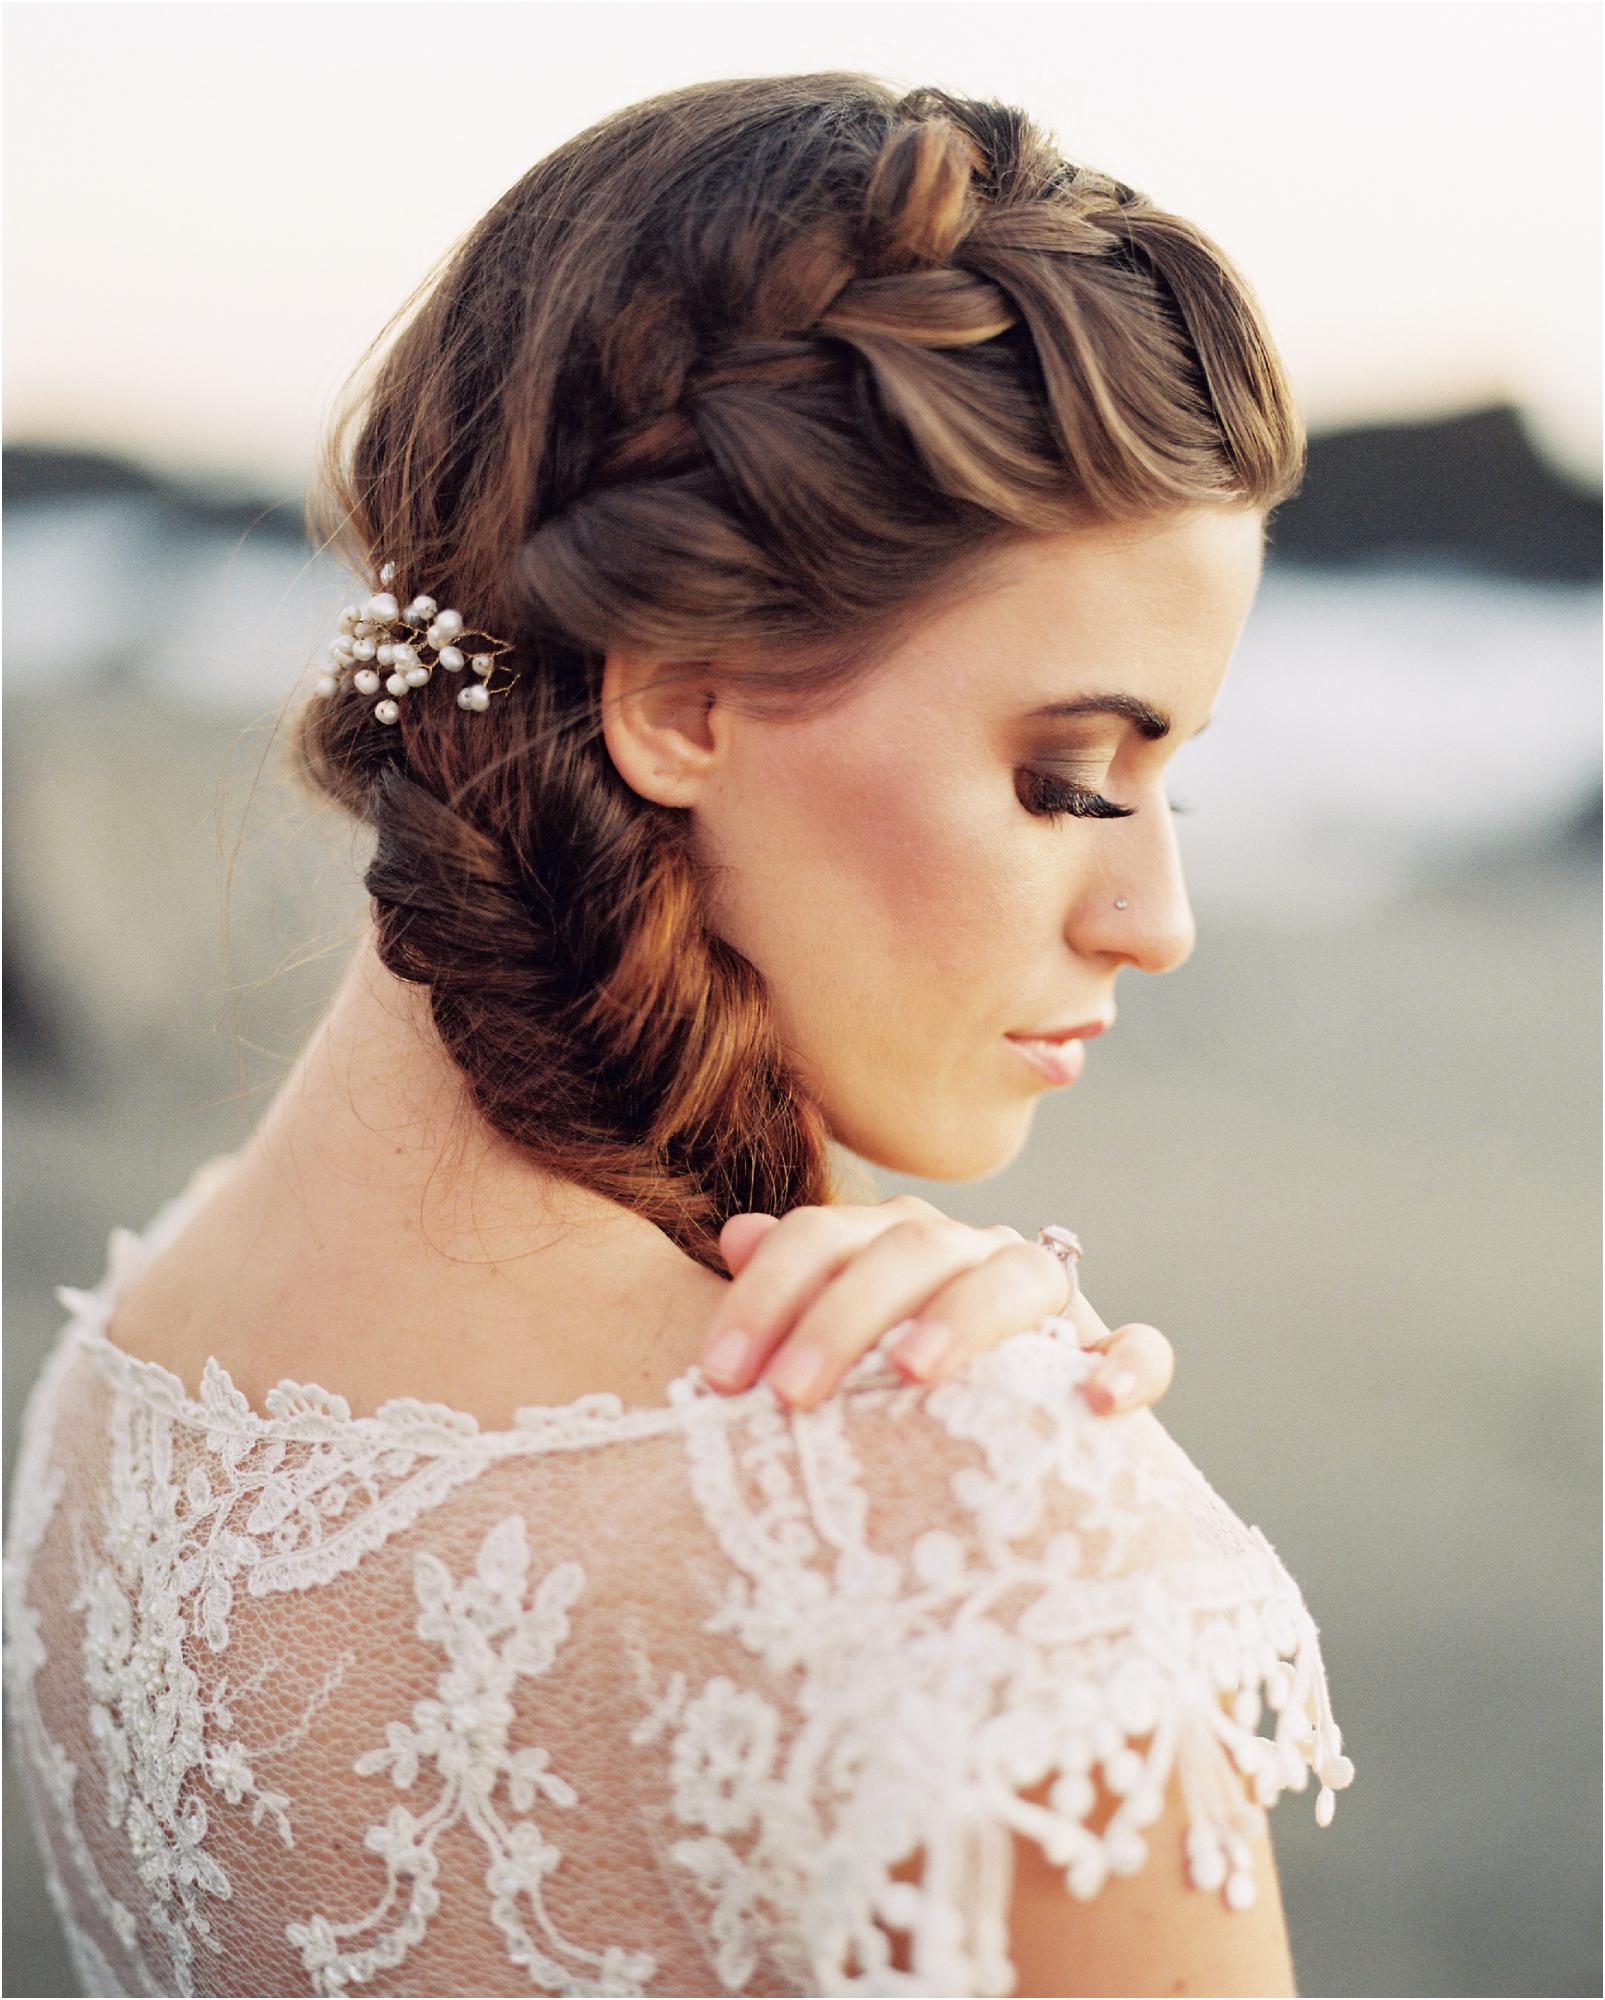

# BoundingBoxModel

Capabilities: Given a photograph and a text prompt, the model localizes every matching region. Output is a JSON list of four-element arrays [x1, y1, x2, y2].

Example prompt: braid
[[292, 70, 1305, 1268], [353, 667, 839, 1268]]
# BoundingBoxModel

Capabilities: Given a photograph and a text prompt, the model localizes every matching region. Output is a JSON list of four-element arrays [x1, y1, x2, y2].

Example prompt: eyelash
[[1018, 770, 1192, 821]]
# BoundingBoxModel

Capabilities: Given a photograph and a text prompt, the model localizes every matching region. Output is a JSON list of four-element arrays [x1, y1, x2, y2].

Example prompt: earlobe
[[598, 653, 722, 809]]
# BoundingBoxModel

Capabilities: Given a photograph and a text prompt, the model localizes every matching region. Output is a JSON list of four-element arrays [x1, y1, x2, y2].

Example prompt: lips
[[1005, 1035, 1088, 1086], [1005, 1020, 1110, 1045]]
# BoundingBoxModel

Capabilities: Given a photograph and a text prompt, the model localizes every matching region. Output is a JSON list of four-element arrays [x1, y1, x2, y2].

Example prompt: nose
[[1072, 794, 1197, 974]]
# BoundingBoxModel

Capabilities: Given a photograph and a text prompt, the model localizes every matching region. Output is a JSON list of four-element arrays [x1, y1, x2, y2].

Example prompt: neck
[[234, 927, 697, 1302]]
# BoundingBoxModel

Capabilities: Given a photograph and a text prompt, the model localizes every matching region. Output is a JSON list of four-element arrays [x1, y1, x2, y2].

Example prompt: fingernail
[[765, 1345, 828, 1406], [701, 1328, 754, 1387], [1085, 1365, 1135, 1413], [890, 1321, 952, 1380]]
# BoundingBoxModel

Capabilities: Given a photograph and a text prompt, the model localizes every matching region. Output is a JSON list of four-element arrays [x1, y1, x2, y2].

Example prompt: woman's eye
[[1016, 769, 1135, 821], [1016, 769, 1193, 822]]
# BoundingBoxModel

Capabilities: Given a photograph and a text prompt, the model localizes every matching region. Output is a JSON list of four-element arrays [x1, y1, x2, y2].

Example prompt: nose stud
[[1113, 897, 1128, 910]]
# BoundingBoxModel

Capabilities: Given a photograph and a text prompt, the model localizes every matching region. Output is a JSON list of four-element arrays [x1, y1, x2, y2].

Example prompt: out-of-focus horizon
[[2, 1, 1600, 491]]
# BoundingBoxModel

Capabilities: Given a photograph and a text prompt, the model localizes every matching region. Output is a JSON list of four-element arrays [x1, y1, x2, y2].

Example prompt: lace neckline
[[54, 1151, 893, 1456]]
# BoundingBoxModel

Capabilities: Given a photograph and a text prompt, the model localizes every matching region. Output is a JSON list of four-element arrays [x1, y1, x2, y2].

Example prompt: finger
[[1037, 1286, 1176, 1419], [698, 1203, 930, 1391], [1080, 1322, 1175, 1415], [1059, 1284, 1116, 1352], [887, 1238, 1082, 1386], [761, 1217, 1014, 1408], [717, 1212, 781, 1277]]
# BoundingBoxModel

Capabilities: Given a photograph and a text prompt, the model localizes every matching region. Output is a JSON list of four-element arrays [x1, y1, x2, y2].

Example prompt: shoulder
[[98, 1148, 732, 1428], [747, 1321, 1274, 1590], [681, 1320, 1305, 1629], [665, 1324, 1352, 1993]]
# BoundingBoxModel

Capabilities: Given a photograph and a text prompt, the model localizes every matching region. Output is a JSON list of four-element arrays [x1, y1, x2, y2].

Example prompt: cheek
[[740, 730, 1036, 996], [857, 801, 1021, 983]]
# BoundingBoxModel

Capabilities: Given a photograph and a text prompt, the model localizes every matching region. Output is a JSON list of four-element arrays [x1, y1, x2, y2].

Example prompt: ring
[[1034, 1224, 1083, 1316]]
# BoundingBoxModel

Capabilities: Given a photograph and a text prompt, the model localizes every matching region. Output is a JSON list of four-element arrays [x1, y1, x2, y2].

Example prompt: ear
[[599, 653, 725, 809]]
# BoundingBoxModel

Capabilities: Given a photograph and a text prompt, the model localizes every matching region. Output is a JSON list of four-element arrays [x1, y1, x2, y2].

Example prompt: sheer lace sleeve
[[620, 1322, 1355, 1995]]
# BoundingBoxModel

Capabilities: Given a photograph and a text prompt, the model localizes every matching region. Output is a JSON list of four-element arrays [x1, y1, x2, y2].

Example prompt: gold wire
[[335, 579, 520, 714]]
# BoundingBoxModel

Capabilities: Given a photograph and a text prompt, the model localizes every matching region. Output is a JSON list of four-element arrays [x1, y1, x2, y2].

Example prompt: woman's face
[[610, 505, 1267, 1180]]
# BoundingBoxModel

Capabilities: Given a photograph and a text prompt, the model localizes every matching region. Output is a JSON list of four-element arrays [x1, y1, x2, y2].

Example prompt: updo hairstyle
[[289, 70, 1305, 1271]]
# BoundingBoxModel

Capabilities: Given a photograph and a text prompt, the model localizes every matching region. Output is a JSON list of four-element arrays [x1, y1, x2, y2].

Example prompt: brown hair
[[289, 70, 1305, 1272]]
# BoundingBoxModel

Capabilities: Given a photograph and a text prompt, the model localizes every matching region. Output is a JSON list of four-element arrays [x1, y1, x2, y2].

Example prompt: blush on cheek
[[740, 722, 930, 896], [784, 744, 1016, 997], [715, 707, 1040, 1077]]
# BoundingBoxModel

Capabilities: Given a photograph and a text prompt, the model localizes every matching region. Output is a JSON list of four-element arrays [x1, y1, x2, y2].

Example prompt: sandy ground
[[3, 686, 1598, 1996]]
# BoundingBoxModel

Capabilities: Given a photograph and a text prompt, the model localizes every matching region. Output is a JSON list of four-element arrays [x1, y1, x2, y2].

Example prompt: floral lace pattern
[[288, 1517, 657, 1997], [71, 1378, 322, 1992], [623, 1337, 1352, 1994], [3, 1156, 1353, 1997]]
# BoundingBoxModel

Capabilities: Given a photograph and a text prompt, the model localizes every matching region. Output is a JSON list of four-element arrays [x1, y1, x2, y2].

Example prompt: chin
[[832, 1101, 1036, 1185]]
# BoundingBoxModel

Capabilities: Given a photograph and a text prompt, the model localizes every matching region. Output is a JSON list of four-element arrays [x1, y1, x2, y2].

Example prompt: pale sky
[[3, 0, 1600, 491]]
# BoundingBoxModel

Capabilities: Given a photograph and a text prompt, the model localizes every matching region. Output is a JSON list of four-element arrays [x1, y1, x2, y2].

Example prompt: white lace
[[2, 1155, 1353, 1997]]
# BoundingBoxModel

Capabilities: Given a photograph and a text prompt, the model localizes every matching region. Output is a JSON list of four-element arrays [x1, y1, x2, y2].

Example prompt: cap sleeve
[[641, 1321, 1354, 1996]]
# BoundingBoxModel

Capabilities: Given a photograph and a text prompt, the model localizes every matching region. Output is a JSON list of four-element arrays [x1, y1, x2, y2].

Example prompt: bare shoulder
[[102, 1157, 729, 1427], [1004, 1744, 1297, 1997], [872, 1734, 1296, 1994]]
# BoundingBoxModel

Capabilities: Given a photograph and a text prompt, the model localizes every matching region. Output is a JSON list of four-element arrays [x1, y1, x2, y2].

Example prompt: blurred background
[[3, 4, 1599, 1996]]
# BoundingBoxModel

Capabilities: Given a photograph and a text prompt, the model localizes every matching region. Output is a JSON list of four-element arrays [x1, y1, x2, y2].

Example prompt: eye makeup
[[1016, 768, 1193, 823]]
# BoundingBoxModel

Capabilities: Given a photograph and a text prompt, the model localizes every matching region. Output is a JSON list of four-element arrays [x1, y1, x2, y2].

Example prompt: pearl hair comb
[[312, 562, 518, 724]]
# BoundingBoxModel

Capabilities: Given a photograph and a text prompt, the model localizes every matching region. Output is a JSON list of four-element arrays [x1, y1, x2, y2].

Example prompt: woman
[[2, 72, 1353, 1998]]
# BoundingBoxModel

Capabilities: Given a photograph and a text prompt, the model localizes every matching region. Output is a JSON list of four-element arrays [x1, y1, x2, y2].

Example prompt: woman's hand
[[697, 1195, 1175, 1416]]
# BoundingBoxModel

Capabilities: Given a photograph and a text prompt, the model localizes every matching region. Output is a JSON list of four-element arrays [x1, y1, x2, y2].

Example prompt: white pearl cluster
[[311, 560, 517, 725]]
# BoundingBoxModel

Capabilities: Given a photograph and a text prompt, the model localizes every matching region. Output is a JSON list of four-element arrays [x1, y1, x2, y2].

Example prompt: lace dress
[[3, 1155, 1354, 1998]]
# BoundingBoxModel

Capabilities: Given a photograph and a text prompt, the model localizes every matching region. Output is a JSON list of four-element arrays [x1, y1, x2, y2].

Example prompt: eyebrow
[[1021, 692, 1213, 740]]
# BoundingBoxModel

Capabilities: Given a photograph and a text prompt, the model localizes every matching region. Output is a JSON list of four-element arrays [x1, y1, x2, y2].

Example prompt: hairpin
[[312, 562, 518, 724]]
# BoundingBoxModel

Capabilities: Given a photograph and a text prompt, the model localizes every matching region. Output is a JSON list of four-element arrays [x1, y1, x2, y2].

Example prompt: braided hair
[[290, 71, 1305, 1272]]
